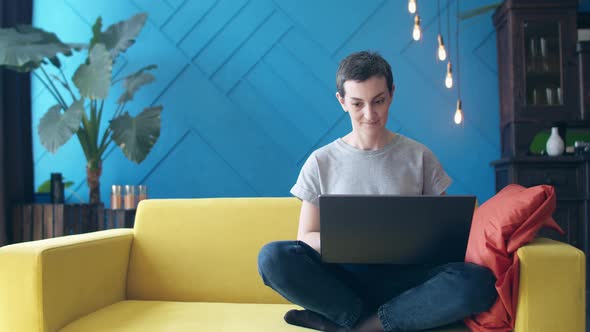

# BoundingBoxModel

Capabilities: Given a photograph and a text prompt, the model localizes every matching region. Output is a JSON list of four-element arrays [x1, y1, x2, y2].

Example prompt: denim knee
[[446, 262, 497, 313], [257, 241, 298, 287]]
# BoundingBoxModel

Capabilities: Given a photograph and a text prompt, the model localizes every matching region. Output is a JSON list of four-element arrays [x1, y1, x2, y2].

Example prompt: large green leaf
[[117, 65, 157, 104], [0, 25, 72, 72], [110, 105, 163, 163], [99, 13, 147, 59], [89, 17, 103, 51], [73, 43, 112, 100], [68, 43, 88, 51], [38, 99, 84, 153]]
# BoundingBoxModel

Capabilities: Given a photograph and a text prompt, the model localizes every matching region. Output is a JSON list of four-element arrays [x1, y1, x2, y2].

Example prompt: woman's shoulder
[[308, 139, 342, 158], [298, 139, 345, 169], [395, 134, 431, 154]]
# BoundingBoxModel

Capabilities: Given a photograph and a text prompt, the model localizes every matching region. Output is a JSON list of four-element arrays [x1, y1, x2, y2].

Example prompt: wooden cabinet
[[493, 0, 583, 158], [492, 0, 590, 251]]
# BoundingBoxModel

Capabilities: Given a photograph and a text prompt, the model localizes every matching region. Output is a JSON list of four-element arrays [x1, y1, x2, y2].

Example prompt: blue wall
[[32, 0, 502, 205]]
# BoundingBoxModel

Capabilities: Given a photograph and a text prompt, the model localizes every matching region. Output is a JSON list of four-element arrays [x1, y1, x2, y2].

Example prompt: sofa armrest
[[514, 237, 586, 332], [0, 229, 134, 332]]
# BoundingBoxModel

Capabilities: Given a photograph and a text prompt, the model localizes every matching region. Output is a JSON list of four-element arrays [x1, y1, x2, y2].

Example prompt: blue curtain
[[0, 0, 34, 245]]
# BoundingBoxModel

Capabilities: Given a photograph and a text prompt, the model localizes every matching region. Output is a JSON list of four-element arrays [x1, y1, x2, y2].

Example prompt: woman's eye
[[375, 99, 385, 104], [352, 103, 362, 107]]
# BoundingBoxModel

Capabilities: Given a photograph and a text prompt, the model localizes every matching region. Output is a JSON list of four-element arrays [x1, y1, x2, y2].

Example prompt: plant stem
[[114, 101, 127, 119], [114, 102, 124, 118], [78, 110, 95, 162], [32, 72, 68, 109], [98, 127, 112, 156], [58, 67, 78, 101], [40, 66, 68, 107], [89, 100, 98, 154], [98, 135, 113, 157], [97, 100, 105, 125], [91, 100, 97, 122], [112, 76, 125, 85], [76, 130, 91, 161], [96, 100, 104, 151]]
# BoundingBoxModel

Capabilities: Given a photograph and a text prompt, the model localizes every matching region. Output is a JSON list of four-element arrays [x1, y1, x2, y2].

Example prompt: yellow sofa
[[0, 198, 585, 332]]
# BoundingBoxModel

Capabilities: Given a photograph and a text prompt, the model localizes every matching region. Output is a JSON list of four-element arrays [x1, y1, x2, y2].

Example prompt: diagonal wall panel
[[212, 10, 292, 93], [179, 0, 248, 59], [161, 0, 217, 44], [131, 0, 174, 27], [143, 129, 258, 198], [195, 0, 275, 77], [272, 0, 384, 55], [264, 44, 339, 125], [229, 80, 311, 162], [164, 0, 183, 10], [279, 29, 338, 92], [246, 61, 327, 145], [32, 0, 501, 204]]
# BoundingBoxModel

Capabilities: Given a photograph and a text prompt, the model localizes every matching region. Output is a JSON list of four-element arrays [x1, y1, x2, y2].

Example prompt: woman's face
[[336, 75, 394, 137]]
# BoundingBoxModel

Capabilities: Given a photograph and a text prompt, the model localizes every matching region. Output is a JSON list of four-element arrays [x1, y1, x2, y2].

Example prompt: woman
[[258, 51, 497, 332]]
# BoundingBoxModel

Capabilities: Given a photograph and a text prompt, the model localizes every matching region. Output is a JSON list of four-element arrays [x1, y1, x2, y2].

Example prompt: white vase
[[546, 127, 564, 156]]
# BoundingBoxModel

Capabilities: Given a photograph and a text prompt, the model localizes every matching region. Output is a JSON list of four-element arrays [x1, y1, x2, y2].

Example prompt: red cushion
[[463, 184, 563, 332]]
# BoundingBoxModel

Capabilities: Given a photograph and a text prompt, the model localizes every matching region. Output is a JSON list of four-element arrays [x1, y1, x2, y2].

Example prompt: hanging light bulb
[[412, 15, 421, 41], [454, 99, 463, 125], [445, 62, 453, 89], [408, 0, 417, 14], [437, 34, 447, 61]]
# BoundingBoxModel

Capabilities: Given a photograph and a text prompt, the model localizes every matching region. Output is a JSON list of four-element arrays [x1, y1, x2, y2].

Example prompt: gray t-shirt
[[290, 134, 452, 206]]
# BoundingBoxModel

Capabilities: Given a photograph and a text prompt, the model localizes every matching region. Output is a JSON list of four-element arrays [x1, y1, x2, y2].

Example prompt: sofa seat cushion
[[59, 300, 470, 332], [60, 301, 302, 331]]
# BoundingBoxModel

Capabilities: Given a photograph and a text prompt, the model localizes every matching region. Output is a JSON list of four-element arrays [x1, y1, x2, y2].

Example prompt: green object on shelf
[[37, 179, 74, 193], [530, 129, 590, 154]]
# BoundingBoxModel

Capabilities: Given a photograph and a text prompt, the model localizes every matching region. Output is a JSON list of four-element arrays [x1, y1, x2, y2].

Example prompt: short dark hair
[[336, 51, 393, 97]]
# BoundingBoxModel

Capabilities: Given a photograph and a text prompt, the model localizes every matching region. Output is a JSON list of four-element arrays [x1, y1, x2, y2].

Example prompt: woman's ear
[[335, 92, 347, 112]]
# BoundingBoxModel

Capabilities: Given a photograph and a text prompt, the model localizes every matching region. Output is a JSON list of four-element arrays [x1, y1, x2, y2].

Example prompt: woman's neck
[[342, 130, 396, 151]]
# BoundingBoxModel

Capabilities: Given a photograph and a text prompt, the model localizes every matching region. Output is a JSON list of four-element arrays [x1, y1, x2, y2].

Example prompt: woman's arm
[[297, 200, 321, 253]]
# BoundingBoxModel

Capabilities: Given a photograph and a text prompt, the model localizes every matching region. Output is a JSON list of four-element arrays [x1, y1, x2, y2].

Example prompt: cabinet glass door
[[524, 21, 562, 106]]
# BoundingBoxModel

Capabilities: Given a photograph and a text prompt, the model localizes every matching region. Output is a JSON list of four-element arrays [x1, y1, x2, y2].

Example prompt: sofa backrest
[[126, 197, 300, 304]]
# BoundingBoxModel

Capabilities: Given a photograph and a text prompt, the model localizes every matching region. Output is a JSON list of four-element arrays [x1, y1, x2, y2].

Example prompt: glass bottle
[[111, 185, 122, 209], [124, 185, 136, 210], [138, 185, 148, 204]]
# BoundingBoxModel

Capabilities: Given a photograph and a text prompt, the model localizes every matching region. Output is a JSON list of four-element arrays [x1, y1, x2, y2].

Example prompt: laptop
[[319, 195, 476, 264]]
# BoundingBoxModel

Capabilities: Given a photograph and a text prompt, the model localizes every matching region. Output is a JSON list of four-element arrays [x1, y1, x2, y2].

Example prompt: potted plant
[[0, 13, 163, 204]]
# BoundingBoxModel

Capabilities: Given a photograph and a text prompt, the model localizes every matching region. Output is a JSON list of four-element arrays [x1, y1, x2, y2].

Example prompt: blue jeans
[[258, 241, 497, 332]]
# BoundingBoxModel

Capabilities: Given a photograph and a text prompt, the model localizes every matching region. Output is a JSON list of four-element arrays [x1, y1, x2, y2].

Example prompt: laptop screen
[[319, 195, 476, 264]]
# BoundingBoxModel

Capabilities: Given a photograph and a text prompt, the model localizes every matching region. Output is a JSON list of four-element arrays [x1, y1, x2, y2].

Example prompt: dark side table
[[12, 203, 136, 243]]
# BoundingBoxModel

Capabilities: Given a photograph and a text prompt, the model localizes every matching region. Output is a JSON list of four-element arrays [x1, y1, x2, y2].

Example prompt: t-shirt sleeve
[[290, 153, 321, 206], [422, 148, 452, 195]]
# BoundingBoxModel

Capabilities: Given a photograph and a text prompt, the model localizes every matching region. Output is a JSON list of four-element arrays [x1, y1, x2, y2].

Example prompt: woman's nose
[[363, 106, 377, 120]]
